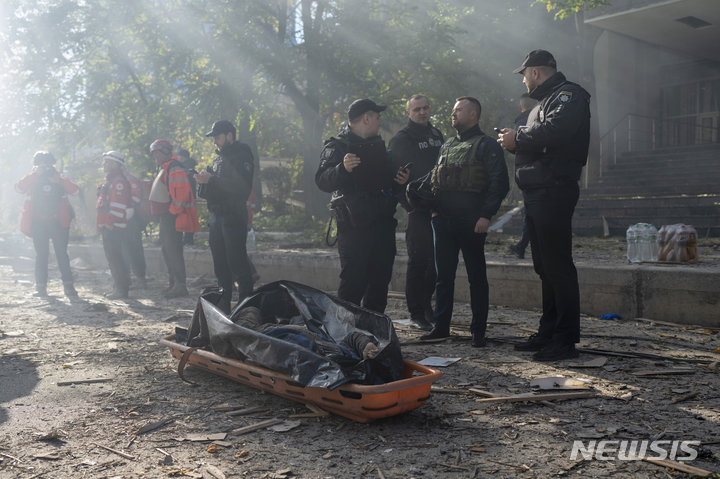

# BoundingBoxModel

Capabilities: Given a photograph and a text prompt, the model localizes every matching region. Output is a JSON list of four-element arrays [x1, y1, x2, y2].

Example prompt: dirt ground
[[1, 235, 720, 479]]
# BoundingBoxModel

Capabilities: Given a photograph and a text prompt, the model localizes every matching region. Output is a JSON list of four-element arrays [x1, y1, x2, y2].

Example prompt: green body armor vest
[[431, 135, 488, 193]]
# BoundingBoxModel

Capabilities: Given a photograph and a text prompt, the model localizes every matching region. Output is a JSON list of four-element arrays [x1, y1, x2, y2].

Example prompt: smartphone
[[188, 168, 198, 175], [493, 127, 502, 133], [402, 162, 415, 171]]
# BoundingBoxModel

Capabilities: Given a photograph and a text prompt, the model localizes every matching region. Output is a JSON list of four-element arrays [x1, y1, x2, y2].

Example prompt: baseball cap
[[513, 50, 557, 74], [205, 120, 236, 137], [32, 151, 56, 165], [347, 99, 386, 122]]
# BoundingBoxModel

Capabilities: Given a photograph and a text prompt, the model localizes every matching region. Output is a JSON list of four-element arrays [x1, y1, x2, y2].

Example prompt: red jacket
[[150, 159, 200, 232], [96, 168, 132, 231], [15, 167, 79, 237]]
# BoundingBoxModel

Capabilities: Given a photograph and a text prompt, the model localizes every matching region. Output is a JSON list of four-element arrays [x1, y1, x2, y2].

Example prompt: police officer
[[388, 95, 444, 330], [196, 120, 255, 314], [316, 99, 409, 314], [498, 50, 590, 361], [420, 97, 509, 347]]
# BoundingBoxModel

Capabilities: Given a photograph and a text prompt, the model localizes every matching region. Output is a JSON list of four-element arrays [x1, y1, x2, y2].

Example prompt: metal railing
[[586, 113, 720, 187]]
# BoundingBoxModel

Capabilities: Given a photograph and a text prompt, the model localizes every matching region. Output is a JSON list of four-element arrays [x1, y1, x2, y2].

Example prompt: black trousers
[[31, 219, 73, 286], [516, 192, 530, 252], [159, 213, 186, 286], [337, 217, 397, 314], [102, 228, 130, 295], [524, 182, 581, 344], [405, 211, 436, 319], [432, 213, 488, 336], [122, 214, 146, 279], [209, 212, 253, 314]]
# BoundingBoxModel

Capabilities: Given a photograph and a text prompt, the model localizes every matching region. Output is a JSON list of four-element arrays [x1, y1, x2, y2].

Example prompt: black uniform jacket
[[514, 72, 591, 190], [387, 120, 444, 211], [198, 140, 254, 218], [435, 124, 510, 220], [315, 127, 401, 227]]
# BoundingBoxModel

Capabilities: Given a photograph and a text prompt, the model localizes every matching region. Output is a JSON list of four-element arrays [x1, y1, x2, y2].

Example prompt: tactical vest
[[431, 135, 488, 193]]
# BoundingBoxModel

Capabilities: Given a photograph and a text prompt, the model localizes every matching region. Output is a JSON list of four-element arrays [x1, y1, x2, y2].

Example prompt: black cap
[[205, 120, 237, 137], [347, 99, 386, 121], [513, 50, 557, 74], [177, 149, 190, 158]]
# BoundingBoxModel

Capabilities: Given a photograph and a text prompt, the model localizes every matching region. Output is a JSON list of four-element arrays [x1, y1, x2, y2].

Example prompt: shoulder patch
[[323, 148, 335, 159], [558, 91, 572, 103], [244, 162, 252, 172]]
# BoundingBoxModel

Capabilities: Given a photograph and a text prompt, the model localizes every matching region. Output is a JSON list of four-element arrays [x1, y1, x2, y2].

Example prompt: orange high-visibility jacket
[[15, 168, 79, 237], [152, 159, 199, 233], [96, 168, 132, 231]]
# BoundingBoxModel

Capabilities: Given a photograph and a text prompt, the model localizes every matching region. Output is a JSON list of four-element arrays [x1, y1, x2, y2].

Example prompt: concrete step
[[618, 143, 720, 160], [582, 184, 718, 196]]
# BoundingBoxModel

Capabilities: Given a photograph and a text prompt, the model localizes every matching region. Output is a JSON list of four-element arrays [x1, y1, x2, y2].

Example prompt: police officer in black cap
[[196, 120, 255, 314], [316, 99, 410, 314], [497, 50, 590, 361], [388, 95, 444, 330]]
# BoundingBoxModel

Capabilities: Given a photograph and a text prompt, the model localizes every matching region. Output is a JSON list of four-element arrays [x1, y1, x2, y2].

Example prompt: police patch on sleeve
[[558, 91, 572, 103], [244, 162, 252, 172], [323, 148, 335, 159]]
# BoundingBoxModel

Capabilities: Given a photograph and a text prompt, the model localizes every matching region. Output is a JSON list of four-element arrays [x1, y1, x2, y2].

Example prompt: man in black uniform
[[498, 50, 590, 361], [388, 94, 444, 330], [196, 120, 255, 314], [316, 99, 409, 314], [420, 97, 509, 347]]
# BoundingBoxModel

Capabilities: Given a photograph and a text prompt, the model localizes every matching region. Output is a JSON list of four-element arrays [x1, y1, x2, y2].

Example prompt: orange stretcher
[[161, 334, 442, 423]]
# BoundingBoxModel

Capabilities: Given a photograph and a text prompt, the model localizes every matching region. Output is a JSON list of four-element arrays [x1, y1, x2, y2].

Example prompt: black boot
[[63, 283, 78, 297], [33, 284, 48, 297], [420, 328, 450, 341]]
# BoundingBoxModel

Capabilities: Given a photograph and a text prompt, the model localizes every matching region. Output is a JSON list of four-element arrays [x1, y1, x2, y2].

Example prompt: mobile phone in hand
[[493, 127, 502, 133], [402, 162, 415, 171]]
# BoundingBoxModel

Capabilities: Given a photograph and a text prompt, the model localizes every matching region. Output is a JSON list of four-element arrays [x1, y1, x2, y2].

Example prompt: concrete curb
[[67, 244, 719, 327]]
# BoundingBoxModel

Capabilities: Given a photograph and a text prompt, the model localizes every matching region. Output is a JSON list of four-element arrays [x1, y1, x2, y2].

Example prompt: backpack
[[32, 178, 64, 220]]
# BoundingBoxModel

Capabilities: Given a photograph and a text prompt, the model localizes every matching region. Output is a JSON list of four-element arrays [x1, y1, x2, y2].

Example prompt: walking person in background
[[508, 93, 537, 260], [16, 151, 80, 298], [96, 151, 132, 300]]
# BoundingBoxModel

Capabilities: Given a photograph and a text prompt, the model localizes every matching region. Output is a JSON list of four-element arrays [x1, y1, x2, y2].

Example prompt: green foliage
[[535, 0, 612, 20]]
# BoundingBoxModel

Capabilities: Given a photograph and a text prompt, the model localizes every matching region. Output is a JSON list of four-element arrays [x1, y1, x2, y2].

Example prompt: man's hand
[[394, 167, 410, 185], [194, 171, 212, 184], [343, 153, 361, 172], [497, 128, 517, 150], [47, 175, 60, 184], [362, 343, 379, 360], [105, 224, 114, 231], [474, 217, 490, 234]]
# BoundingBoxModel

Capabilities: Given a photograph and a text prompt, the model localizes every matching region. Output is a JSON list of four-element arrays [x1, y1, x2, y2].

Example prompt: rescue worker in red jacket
[[15, 151, 80, 298], [120, 165, 148, 289], [149, 139, 200, 298], [96, 151, 133, 299]]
